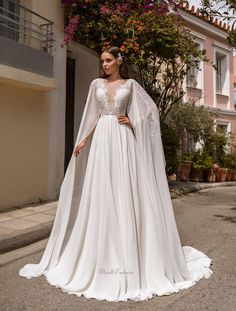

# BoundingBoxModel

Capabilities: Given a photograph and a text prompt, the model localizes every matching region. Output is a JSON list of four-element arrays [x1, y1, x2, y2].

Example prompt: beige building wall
[[0, 85, 49, 209], [0, 0, 66, 210]]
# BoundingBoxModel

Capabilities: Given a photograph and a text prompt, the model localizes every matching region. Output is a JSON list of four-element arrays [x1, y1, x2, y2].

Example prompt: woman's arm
[[73, 78, 100, 157], [73, 119, 99, 157], [117, 115, 133, 129], [73, 136, 89, 157]]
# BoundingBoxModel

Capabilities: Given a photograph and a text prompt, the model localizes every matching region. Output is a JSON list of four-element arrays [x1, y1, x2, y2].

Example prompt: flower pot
[[215, 168, 228, 182], [177, 161, 192, 182], [226, 169, 233, 181], [232, 170, 236, 181], [190, 167, 204, 182], [203, 168, 215, 183], [214, 167, 220, 182]]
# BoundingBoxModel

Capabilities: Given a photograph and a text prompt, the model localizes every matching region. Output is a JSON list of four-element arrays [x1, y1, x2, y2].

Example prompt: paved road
[[0, 187, 235, 311]]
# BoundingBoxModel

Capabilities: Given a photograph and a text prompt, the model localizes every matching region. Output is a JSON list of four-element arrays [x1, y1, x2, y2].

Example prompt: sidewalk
[[1, 181, 236, 255], [169, 180, 236, 199]]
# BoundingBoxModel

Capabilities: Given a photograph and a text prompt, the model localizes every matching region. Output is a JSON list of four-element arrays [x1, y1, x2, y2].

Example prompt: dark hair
[[99, 46, 129, 79]]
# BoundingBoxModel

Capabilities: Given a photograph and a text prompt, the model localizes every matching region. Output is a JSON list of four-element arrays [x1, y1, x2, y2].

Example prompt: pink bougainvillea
[[61, 14, 80, 47], [100, 4, 112, 16], [60, 0, 183, 53]]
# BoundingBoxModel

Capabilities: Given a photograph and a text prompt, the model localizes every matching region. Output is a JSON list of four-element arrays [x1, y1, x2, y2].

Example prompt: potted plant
[[188, 150, 214, 182], [232, 170, 236, 181], [220, 154, 236, 181], [203, 160, 215, 183], [214, 164, 229, 182], [176, 154, 192, 182]]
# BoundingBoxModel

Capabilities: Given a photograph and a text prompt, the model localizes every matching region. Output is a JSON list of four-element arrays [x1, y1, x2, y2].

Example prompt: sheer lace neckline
[[102, 79, 130, 93], [100, 78, 131, 105]]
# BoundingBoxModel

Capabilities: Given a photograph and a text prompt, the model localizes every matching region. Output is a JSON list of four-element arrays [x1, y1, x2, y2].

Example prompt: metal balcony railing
[[0, 0, 54, 54]]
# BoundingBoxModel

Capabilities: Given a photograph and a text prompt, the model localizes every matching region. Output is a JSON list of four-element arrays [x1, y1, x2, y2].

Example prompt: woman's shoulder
[[90, 77, 101, 84], [85, 78, 101, 90], [126, 78, 140, 86]]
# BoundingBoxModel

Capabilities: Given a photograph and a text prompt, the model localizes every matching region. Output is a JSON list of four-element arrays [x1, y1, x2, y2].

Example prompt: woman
[[19, 46, 213, 302]]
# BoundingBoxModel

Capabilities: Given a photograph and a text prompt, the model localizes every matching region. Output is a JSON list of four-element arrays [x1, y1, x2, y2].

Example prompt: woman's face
[[101, 52, 119, 76]]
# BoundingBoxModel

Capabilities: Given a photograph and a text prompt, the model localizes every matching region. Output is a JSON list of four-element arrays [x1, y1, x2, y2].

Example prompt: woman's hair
[[99, 46, 129, 79]]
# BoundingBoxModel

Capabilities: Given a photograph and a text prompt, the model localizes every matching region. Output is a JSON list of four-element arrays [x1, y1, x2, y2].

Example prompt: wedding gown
[[19, 78, 213, 302]]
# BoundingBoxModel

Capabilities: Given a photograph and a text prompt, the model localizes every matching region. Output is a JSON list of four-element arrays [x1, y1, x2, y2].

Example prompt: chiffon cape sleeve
[[19, 79, 100, 278], [127, 79, 190, 278], [19, 78, 188, 280]]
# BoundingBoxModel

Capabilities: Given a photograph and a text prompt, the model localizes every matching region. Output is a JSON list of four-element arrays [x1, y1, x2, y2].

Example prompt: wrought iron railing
[[0, 0, 54, 54]]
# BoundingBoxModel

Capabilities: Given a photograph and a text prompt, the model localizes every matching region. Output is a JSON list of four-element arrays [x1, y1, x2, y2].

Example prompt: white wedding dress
[[19, 78, 213, 302]]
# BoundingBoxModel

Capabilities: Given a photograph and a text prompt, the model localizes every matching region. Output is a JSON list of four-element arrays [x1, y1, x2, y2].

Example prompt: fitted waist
[[100, 115, 118, 119]]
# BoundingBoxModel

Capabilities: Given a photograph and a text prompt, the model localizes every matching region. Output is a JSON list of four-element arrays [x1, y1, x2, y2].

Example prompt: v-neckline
[[101, 78, 130, 105]]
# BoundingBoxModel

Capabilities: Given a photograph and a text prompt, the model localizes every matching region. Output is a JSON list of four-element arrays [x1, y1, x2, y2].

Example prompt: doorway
[[64, 57, 76, 174]]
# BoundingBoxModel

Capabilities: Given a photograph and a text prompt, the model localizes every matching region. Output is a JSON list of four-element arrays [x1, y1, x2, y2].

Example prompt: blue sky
[[187, 0, 234, 25], [188, 0, 201, 7]]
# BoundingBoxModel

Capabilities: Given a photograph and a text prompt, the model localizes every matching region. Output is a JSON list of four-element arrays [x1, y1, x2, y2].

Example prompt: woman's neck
[[106, 73, 122, 82]]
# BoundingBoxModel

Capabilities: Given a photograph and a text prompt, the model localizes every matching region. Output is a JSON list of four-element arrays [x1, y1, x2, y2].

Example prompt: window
[[187, 133, 196, 154], [186, 42, 203, 90], [0, 0, 20, 41], [186, 60, 198, 88], [216, 55, 223, 94], [216, 121, 230, 152], [215, 52, 228, 95], [217, 123, 228, 133]]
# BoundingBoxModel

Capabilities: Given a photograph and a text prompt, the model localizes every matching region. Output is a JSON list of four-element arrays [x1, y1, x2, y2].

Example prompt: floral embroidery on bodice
[[96, 78, 132, 116]]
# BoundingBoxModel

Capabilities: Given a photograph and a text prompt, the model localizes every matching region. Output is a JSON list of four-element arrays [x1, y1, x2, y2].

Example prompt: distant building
[[178, 3, 236, 150], [234, 55, 236, 110]]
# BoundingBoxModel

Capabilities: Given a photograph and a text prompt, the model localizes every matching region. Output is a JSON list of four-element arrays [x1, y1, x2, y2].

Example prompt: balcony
[[0, 0, 55, 78]]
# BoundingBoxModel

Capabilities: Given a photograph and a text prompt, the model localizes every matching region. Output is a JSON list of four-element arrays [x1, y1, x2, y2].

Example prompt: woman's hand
[[117, 115, 133, 129], [74, 139, 87, 157]]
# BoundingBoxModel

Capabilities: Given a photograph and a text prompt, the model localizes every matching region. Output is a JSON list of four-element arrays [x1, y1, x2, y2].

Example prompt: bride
[[19, 46, 213, 302]]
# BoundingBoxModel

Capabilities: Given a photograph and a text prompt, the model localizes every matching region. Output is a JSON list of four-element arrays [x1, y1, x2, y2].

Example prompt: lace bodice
[[95, 78, 132, 116]]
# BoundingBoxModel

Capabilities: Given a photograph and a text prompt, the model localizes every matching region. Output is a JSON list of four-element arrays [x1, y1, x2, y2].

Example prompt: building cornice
[[206, 107, 236, 117], [190, 30, 207, 41], [177, 8, 229, 40], [0, 64, 58, 91], [213, 42, 232, 52]]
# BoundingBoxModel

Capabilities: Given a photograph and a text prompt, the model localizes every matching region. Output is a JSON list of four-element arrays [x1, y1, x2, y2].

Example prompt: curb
[[1, 182, 236, 255], [169, 181, 236, 199], [0, 221, 53, 255]]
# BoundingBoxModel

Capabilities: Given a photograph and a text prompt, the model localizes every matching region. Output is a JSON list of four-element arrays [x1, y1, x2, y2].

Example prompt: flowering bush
[[61, 14, 80, 47], [61, 0, 206, 121], [61, 0, 181, 54]]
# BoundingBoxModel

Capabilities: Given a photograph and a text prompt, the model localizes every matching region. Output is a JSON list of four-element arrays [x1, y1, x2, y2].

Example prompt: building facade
[[0, 0, 99, 210], [179, 4, 236, 147]]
